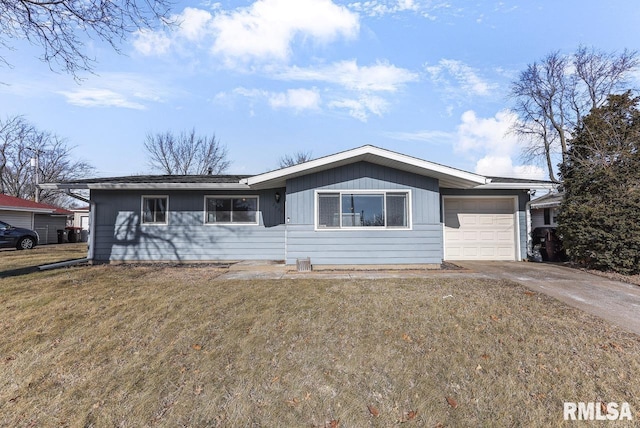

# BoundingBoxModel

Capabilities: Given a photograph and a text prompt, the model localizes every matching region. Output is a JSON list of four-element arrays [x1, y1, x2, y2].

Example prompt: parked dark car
[[0, 220, 39, 250]]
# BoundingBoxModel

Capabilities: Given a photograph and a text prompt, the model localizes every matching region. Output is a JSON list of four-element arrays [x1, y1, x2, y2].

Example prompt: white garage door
[[444, 197, 517, 261], [0, 210, 33, 229]]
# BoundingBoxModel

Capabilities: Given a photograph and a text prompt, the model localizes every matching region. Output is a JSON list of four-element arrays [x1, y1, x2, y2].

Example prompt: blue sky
[[1, 0, 639, 178]]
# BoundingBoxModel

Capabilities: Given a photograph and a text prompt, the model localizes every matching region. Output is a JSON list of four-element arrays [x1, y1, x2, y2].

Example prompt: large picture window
[[142, 196, 168, 225], [316, 191, 409, 229], [205, 196, 258, 224]]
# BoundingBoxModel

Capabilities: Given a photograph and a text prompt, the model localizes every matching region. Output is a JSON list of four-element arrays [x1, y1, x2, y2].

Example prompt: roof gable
[[244, 145, 488, 189]]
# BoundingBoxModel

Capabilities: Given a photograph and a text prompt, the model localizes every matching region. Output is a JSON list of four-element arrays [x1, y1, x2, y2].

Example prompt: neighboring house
[[41, 145, 554, 266], [530, 192, 563, 229], [0, 194, 72, 244], [72, 206, 91, 230]]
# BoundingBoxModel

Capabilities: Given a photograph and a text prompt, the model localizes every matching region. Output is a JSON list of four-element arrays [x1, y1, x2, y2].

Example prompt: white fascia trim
[[245, 145, 488, 187], [40, 183, 250, 190], [477, 182, 556, 190]]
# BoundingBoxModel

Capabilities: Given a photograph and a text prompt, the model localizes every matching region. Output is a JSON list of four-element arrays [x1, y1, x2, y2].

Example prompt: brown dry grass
[[0, 243, 87, 272], [1, 264, 639, 427]]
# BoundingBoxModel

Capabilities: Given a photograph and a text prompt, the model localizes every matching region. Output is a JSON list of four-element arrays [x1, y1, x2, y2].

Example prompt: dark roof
[[62, 175, 251, 185], [530, 191, 563, 209]]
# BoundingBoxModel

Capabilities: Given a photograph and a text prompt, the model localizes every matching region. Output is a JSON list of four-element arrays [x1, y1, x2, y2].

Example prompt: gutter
[[39, 258, 90, 271], [525, 198, 533, 258]]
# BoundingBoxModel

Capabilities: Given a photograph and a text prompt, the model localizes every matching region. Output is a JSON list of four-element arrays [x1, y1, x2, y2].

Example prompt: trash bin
[[57, 229, 67, 244], [66, 227, 81, 243], [531, 227, 565, 262], [80, 230, 89, 242]]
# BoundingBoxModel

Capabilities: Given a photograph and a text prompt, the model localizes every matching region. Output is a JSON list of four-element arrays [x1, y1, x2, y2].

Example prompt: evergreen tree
[[558, 92, 640, 274]]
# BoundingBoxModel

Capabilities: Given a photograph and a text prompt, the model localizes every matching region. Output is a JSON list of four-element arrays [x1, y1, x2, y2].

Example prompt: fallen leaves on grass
[[446, 396, 458, 408], [191, 344, 202, 351], [398, 409, 418, 423], [326, 419, 339, 428], [490, 314, 500, 321], [367, 405, 380, 417]]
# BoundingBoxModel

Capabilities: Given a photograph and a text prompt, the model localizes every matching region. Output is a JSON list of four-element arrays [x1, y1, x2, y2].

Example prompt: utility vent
[[296, 257, 312, 272]]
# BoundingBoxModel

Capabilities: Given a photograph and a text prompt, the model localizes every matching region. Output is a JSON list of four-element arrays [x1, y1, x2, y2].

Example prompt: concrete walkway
[[456, 261, 640, 336]]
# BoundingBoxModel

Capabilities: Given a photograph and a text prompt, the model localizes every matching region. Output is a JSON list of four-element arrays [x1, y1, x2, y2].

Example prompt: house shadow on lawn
[[0, 258, 90, 279]]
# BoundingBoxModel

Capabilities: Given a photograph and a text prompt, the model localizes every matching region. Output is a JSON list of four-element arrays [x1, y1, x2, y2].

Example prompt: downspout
[[525, 197, 533, 259], [66, 190, 96, 262]]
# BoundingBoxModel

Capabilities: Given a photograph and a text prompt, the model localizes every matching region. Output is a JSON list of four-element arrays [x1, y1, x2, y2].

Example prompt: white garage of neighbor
[[443, 196, 518, 261]]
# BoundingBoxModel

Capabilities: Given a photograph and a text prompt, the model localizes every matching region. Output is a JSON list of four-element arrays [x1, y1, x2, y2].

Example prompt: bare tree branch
[[509, 47, 638, 182], [0, 114, 95, 205], [278, 150, 313, 168], [144, 129, 230, 175], [0, 0, 174, 79]]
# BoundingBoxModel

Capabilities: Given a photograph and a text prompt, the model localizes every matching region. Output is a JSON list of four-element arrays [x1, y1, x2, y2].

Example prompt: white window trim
[[203, 195, 260, 226], [314, 189, 412, 231], [141, 195, 169, 225]]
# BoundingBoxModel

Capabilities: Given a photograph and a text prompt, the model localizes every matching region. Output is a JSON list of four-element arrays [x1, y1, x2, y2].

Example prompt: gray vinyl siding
[[440, 188, 530, 261], [285, 162, 443, 265], [91, 189, 285, 262]]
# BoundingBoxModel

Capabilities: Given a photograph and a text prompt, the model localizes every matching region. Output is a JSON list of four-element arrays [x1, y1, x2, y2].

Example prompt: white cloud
[[58, 88, 147, 109], [233, 87, 321, 112], [456, 109, 518, 155], [454, 109, 546, 179], [475, 155, 546, 179], [329, 94, 388, 121], [210, 0, 359, 63], [385, 129, 454, 143], [348, 0, 420, 17], [133, 30, 172, 56], [176, 7, 214, 42], [132, 1, 359, 65], [277, 60, 418, 91], [425, 59, 496, 97], [57, 73, 169, 109], [268, 88, 321, 110]]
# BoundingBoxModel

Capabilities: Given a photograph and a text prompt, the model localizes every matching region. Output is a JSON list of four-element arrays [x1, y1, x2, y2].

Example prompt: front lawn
[[0, 243, 87, 273], [0, 265, 638, 426]]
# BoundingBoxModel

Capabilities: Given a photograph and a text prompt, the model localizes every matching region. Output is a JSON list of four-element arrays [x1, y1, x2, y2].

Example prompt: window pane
[[208, 198, 231, 223], [232, 198, 257, 223], [386, 193, 408, 227], [154, 198, 166, 223], [342, 194, 384, 227], [142, 197, 167, 224], [318, 194, 340, 228]]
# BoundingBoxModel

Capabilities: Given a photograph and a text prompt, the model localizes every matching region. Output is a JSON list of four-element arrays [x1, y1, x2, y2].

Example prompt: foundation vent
[[296, 257, 312, 272]]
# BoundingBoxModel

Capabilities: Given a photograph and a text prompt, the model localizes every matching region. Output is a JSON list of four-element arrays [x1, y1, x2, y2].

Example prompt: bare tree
[[0, 0, 173, 78], [0, 115, 94, 205], [278, 150, 313, 168], [144, 129, 230, 175], [509, 47, 638, 182]]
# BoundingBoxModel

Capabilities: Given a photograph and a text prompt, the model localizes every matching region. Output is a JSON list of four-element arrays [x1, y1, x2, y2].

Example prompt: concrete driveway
[[457, 261, 640, 336]]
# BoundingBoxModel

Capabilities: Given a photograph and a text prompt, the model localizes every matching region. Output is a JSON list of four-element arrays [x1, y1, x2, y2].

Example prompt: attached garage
[[443, 196, 518, 261]]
